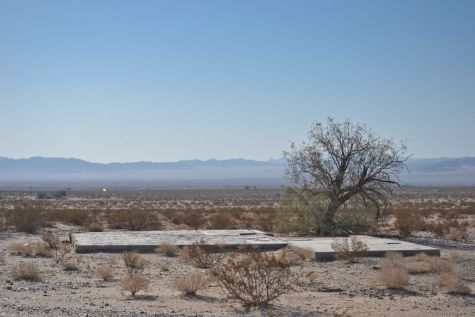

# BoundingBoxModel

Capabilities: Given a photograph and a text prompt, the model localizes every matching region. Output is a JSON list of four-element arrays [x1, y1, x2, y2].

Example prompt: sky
[[0, 0, 474, 163]]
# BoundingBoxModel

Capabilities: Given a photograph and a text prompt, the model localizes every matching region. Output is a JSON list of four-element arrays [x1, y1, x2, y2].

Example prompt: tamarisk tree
[[284, 118, 407, 235]]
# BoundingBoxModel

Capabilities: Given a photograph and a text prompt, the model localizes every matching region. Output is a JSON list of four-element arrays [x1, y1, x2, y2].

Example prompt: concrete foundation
[[71, 231, 440, 261], [70, 229, 287, 253], [286, 235, 440, 261]]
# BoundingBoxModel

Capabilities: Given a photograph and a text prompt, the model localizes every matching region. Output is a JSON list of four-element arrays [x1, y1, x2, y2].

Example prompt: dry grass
[[122, 251, 146, 274], [7, 242, 52, 257], [179, 242, 223, 268], [211, 251, 300, 307], [331, 236, 369, 262], [437, 270, 471, 294], [62, 257, 80, 271], [106, 210, 161, 231], [156, 244, 180, 257], [96, 264, 114, 281], [11, 262, 42, 281], [373, 253, 409, 289], [120, 274, 150, 297], [175, 272, 209, 296]]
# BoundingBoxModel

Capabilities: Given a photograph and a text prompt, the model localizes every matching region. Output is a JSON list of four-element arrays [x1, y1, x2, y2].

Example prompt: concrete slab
[[286, 235, 440, 261], [70, 229, 287, 253]]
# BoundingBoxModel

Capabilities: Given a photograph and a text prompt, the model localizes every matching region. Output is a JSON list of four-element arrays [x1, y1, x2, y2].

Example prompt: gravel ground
[[1, 224, 474, 317]]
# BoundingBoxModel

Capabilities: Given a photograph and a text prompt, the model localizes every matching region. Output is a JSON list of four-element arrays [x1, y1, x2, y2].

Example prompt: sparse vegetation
[[437, 270, 471, 294], [120, 274, 150, 297], [179, 241, 223, 268], [211, 251, 300, 307], [331, 236, 369, 262], [156, 244, 180, 257], [11, 262, 42, 281], [122, 251, 146, 274], [373, 253, 410, 289], [96, 264, 115, 281], [175, 272, 209, 296]]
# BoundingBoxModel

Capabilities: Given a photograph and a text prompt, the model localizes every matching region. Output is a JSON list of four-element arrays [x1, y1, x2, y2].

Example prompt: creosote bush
[[122, 251, 146, 274], [331, 236, 368, 262], [11, 262, 42, 281], [175, 272, 209, 296], [211, 250, 300, 307], [179, 241, 223, 268], [120, 274, 150, 297]]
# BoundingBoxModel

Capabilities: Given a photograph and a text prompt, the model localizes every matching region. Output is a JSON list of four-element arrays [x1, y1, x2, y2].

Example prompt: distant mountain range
[[0, 156, 474, 188]]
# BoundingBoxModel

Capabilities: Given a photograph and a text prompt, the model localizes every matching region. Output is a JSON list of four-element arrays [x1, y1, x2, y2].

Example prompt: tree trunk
[[321, 202, 339, 236]]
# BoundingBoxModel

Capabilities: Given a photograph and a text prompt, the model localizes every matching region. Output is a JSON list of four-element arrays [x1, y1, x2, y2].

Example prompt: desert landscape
[[0, 187, 473, 316]]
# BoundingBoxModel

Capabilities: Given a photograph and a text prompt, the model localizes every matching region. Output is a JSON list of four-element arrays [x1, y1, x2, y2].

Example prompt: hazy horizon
[[1, 0, 474, 163]]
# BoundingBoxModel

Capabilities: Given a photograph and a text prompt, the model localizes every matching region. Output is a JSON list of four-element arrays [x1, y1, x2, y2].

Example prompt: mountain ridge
[[0, 156, 474, 187]]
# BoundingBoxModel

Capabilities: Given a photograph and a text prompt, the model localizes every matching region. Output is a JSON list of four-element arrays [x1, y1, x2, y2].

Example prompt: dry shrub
[[331, 236, 368, 262], [437, 271, 471, 294], [106, 210, 161, 231], [42, 231, 72, 263], [0, 253, 5, 264], [208, 213, 234, 229], [444, 225, 468, 241], [416, 254, 453, 274], [394, 210, 425, 236], [85, 222, 105, 232], [179, 242, 223, 268], [175, 272, 209, 296], [62, 257, 80, 271], [96, 264, 114, 281], [122, 251, 146, 274], [156, 244, 180, 257], [373, 254, 409, 289], [8, 242, 52, 257], [211, 251, 299, 307], [9, 207, 45, 233], [120, 274, 150, 297], [0, 211, 7, 232], [11, 262, 42, 281]]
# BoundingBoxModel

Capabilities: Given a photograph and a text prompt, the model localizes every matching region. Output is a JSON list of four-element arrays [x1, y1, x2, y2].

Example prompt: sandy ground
[[0, 225, 474, 317]]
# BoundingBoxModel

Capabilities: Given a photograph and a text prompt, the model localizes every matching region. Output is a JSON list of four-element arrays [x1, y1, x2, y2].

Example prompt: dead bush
[[0, 210, 7, 232], [156, 244, 180, 257], [373, 254, 409, 289], [122, 251, 146, 274], [175, 272, 209, 296], [331, 236, 368, 262], [42, 231, 72, 263], [96, 264, 114, 281], [211, 251, 300, 307], [179, 242, 223, 268], [437, 270, 471, 294], [0, 253, 5, 264], [62, 257, 80, 271], [9, 207, 45, 233], [120, 274, 150, 297], [11, 262, 42, 281]]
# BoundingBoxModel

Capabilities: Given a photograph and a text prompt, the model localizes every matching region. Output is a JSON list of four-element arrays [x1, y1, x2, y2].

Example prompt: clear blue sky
[[1, 0, 474, 163]]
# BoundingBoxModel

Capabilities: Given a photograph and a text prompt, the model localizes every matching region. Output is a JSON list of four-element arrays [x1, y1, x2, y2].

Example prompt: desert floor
[[0, 224, 474, 317]]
